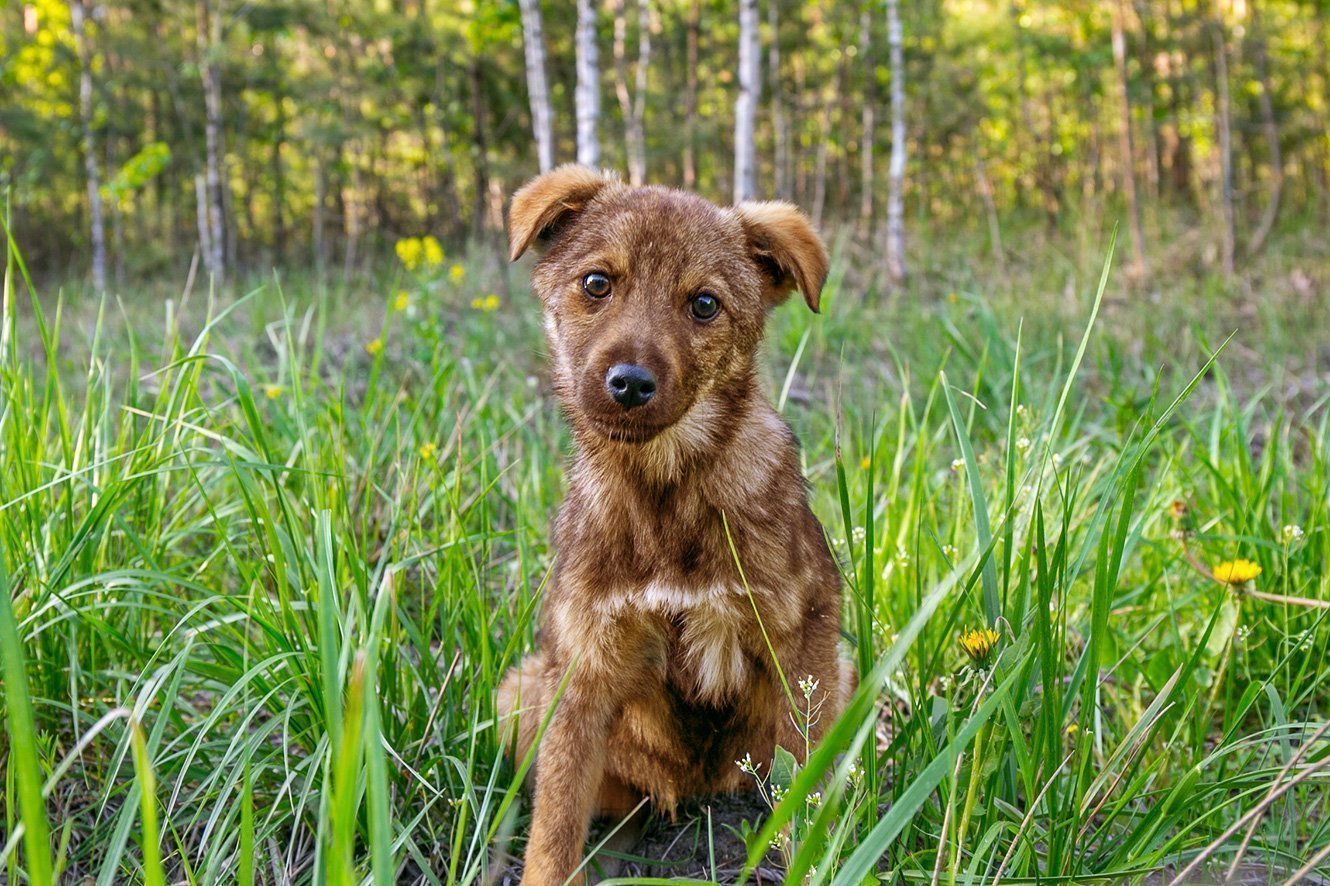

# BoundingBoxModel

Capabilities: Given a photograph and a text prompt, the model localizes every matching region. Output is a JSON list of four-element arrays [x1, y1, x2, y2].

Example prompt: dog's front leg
[[520, 677, 612, 885], [520, 612, 658, 886]]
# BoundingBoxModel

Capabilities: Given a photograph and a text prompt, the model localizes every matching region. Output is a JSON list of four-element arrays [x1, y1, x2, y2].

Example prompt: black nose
[[605, 363, 657, 409]]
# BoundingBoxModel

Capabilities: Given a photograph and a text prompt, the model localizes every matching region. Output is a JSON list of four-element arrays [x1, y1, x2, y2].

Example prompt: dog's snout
[[605, 363, 657, 409]]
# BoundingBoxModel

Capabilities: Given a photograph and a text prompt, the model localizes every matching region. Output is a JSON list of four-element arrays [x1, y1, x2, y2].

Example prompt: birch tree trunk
[[613, 0, 650, 185], [885, 0, 907, 285], [1211, 16, 1235, 276], [768, 0, 789, 200], [734, 0, 760, 203], [1112, 0, 1148, 279], [858, 4, 875, 230], [683, 0, 700, 189], [575, 0, 600, 167], [633, 0, 651, 181], [71, 0, 106, 291], [518, 0, 555, 173], [1247, 0, 1283, 258], [196, 0, 226, 283]]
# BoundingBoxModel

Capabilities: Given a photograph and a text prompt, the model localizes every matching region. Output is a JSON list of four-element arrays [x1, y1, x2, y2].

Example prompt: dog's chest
[[631, 583, 753, 705]]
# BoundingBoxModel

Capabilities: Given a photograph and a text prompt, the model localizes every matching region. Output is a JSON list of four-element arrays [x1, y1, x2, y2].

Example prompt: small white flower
[[851, 526, 866, 545], [1282, 525, 1305, 545], [951, 458, 966, 472], [1016, 404, 1030, 420], [799, 675, 820, 699], [1052, 452, 1064, 468], [941, 543, 959, 560], [896, 549, 911, 568], [736, 753, 758, 775], [806, 791, 822, 807]]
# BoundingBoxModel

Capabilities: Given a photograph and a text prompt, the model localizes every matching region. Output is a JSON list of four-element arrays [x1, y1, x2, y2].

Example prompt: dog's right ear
[[508, 165, 616, 261]]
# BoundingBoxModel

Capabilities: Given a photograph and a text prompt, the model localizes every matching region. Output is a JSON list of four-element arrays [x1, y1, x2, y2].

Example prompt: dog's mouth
[[581, 414, 671, 444]]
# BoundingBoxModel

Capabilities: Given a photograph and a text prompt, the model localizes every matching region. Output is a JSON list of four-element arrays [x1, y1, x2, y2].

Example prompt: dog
[[497, 165, 853, 885]]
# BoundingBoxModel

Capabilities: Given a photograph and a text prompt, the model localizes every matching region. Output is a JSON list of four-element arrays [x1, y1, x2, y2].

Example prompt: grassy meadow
[[2, 220, 1329, 883]]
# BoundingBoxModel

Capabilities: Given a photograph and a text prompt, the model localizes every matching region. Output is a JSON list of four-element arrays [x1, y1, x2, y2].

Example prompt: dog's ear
[[508, 165, 616, 262], [732, 201, 829, 313]]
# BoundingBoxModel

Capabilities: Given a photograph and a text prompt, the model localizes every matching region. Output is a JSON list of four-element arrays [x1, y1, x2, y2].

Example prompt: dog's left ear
[[508, 165, 616, 262], [732, 201, 829, 313]]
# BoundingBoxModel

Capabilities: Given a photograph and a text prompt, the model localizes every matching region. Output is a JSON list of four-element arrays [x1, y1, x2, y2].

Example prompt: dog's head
[[509, 165, 828, 448]]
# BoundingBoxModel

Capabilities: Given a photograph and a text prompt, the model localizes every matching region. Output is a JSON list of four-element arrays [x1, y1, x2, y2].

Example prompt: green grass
[[1, 224, 1328, 884]]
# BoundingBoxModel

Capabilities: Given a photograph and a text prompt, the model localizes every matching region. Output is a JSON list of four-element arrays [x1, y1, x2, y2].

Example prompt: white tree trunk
[[858, 4, 875, 229], [1211, 18, 1235, 276], [682, 0, 700, 189], [1112, 0, 1148, 279], [613, 0, 650, 185], [632, 0, 650, 182], [885, 0, 907, 285], [196, 0, 226, 283], [71, 0, 106, 291], [734, 0, 760, 203], [575, 0, 600, 167], [768, 0, 789, 200], [519, 0, 556, 173]]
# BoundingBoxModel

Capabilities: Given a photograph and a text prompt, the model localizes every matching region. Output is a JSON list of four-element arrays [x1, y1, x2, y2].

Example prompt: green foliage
[[3, 0, 1327, 279]]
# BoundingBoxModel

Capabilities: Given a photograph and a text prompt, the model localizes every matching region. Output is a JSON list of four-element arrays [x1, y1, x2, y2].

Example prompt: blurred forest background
[[3, 0, 1328, 289]]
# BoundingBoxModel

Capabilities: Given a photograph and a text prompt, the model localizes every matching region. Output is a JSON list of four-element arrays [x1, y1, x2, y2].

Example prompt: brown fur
[[498, 165, 853, 885]]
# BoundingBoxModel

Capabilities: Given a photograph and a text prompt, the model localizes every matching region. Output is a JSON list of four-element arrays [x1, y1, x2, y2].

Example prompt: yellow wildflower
[[365, 338, 384, 356], [1066, 723, 1080, 737], [419, 442, 437, 460], [421, 235, 444, 267], [1212, 559, 1262, 586], [393, 290, 410, 312], [263, 384, 284, 400], [958, 627, 1001, 665], [395, 237, 422, 270], [860, 456, 871, 470], [470, 294, 501, 312], [449, 263, 466, 283]]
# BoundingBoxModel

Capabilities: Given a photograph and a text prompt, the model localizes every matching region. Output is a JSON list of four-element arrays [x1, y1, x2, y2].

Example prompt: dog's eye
[[689, 293, 720, 321], [582, 273, 612, 299]]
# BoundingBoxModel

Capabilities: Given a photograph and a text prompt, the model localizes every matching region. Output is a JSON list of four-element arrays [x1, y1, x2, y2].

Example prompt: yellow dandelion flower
[[860, 456, 871, 470], [958, 627, 1001, 665], [421, 235, 444, 267], [470, 294, 500, 312], [395, 237, 422, 271], [1212, 558, 1262, 586], [449, 263, 466, 283], [419, 442, 437, 459], [1066, 723, 1079, 736], [365, 338, 384, 356], [393, 290, 410, 312], [263, 384, 284, 400]]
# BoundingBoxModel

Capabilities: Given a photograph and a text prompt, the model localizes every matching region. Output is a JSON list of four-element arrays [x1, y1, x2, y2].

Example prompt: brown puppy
[[498, 165, 851, 885]]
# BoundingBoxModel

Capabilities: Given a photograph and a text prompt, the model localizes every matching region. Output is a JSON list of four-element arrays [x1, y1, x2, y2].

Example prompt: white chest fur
[[631, 582, 752, 705]]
